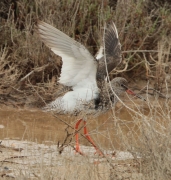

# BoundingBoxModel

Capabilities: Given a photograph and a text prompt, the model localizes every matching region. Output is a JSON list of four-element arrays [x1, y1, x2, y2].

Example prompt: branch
[[20, 63, 50, 82]]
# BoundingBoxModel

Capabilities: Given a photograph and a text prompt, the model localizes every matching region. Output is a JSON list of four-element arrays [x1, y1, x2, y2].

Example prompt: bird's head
[[110, 77, 145, 100]]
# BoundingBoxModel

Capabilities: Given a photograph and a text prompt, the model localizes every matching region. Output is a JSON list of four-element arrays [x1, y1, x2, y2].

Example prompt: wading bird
[[37, 21, 142, 155]]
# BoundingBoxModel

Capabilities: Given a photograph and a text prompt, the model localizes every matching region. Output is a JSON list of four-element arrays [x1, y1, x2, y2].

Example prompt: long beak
[[126, 89, 146, 101]]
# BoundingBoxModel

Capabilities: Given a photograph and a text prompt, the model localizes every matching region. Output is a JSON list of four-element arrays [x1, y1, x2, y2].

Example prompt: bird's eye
[[121, 84, 128, 89]]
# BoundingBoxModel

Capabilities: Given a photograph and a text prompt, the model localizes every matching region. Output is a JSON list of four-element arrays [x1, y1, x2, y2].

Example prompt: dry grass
[[0, 0, 171, 106], [0, 0, 171, 179], [0, 96, 171, 180]]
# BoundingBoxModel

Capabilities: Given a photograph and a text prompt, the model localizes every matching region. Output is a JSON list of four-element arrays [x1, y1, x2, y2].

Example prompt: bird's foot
[[75, 131, 84, 155], [75, 147, 84, 155], [94, 149, 104, 156]]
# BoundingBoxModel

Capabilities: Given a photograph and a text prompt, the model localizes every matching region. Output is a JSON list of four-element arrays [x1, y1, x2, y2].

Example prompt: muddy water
[[0, 103, 147, 150]]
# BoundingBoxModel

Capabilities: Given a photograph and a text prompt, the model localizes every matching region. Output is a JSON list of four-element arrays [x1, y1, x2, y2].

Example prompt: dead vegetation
[[0, 97, 171, 179], [0, 0, 171, 107], [0, 0, 171, 179]]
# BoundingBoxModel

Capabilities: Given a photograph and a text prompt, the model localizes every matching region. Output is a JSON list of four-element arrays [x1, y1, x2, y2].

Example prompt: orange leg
[[83, 121, 103, 156], [75, 119, 84, 154], [75, 119, 103, 156]]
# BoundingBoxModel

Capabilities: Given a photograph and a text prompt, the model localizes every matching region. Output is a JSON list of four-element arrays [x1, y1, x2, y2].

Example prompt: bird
[[37, 21, 143, 155]]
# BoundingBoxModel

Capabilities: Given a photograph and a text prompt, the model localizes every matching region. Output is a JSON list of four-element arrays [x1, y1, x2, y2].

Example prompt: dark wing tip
[[104, 22, 122, 67], [96, 22, 122, 79]]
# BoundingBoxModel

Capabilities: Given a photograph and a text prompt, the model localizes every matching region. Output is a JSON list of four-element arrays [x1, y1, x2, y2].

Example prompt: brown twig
[[20, 63, 50, 82]]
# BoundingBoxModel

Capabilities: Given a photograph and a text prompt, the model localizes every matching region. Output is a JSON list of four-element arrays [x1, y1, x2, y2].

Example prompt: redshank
[[37, 21, 142, 155]]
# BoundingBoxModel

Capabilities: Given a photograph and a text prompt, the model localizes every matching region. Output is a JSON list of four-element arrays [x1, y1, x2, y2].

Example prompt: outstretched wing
[[37, 21, 97, 89], [96, 22, 122, 80]]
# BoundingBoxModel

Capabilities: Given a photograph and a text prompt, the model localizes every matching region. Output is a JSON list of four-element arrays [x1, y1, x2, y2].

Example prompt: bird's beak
[[126, 89, 146, 101]]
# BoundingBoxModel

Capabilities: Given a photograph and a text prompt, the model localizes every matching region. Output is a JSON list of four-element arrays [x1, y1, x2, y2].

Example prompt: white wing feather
[[37, 21, 97, 90]]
